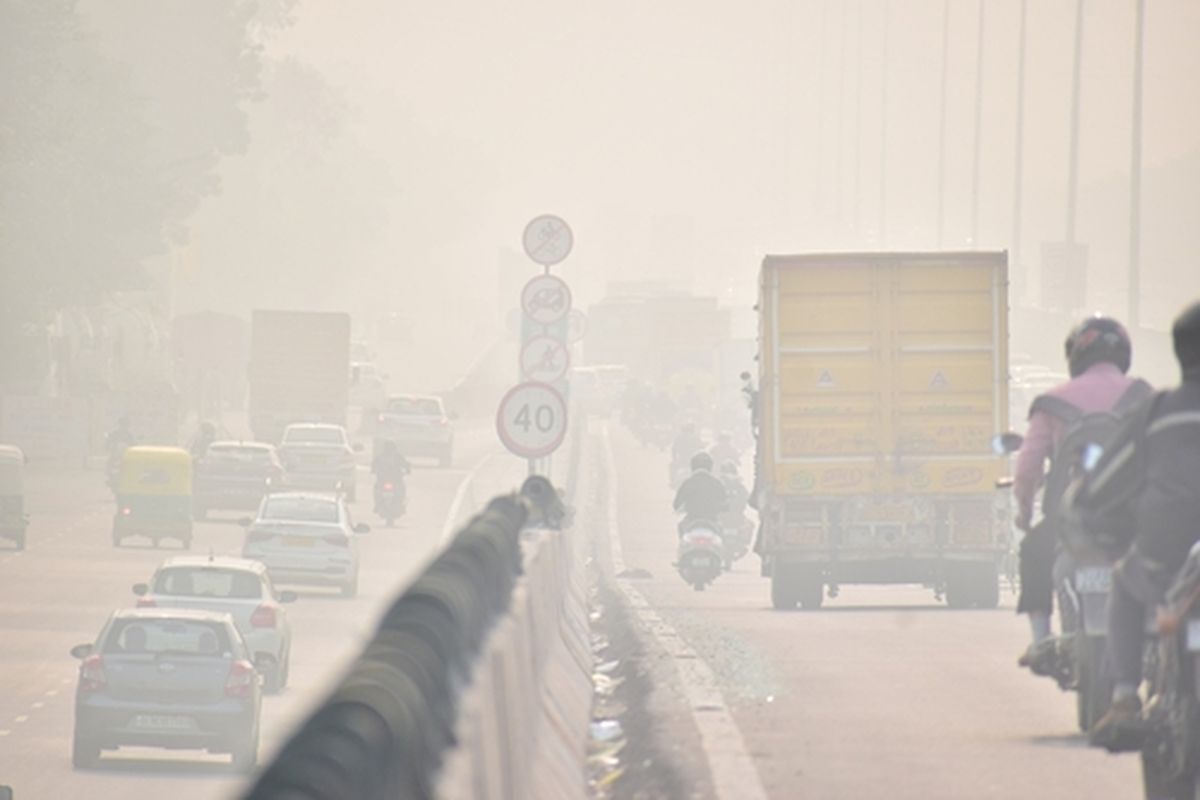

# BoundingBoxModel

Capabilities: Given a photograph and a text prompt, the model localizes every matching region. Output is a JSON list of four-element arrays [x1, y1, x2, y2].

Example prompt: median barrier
[[244, 463, 592, 800]]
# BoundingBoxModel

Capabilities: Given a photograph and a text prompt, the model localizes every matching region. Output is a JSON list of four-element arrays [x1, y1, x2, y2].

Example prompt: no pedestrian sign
[[522, 214, 573, 267], [520, 336, 571, 383], [497, 382, 568, 459]]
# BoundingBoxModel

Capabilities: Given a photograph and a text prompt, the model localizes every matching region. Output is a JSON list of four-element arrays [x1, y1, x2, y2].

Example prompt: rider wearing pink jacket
[[1014, 316, 1149, 663]]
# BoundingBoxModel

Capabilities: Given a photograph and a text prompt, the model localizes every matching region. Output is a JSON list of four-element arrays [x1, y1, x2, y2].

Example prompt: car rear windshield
[[387, 397, 442, 416], [283, 427, 345, 445], [260, 496, 339, 523], [103, 619, 233, 656], [154, 568, 262, 599], [206, 445, 273, 464]]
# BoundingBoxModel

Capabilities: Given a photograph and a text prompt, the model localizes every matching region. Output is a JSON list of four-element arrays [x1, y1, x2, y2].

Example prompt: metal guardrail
[[243, 475, 566, 800]]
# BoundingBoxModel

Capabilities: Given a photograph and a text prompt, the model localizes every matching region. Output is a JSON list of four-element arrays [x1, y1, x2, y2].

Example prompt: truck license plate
[[1075, 567, 1112, 594]]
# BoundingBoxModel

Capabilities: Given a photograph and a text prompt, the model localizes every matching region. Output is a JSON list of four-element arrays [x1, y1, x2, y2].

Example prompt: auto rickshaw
[[0, 445, 28, 550], [112, 446, 193, 548]]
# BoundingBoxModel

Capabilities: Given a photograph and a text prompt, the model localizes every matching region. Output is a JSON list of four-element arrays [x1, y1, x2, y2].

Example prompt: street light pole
[[970, 0, 986, 248], [1012, 0, 1028, 301], [936, 0, 950, 248], [1066, 0, 1085, 245], [879, 0, 890, 247], [1128, 0, 1145, 328]]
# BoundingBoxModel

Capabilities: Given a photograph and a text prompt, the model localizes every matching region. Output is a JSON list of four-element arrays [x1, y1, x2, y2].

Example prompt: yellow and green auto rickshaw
[[0, 445, 27, 551], [112, 446, 193, 548]]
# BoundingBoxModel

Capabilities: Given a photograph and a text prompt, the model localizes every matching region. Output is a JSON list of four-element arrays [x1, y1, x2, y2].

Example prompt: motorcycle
[[675, 519, 724, 591], [1137, 545, 1200, 800], [718, 510, 753, 570], [374, 478, 406, 527]]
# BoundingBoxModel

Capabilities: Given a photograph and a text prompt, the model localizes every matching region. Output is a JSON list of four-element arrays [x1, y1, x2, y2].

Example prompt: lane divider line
[[14, 716, 28, 724], [599, 424, 769, 800]]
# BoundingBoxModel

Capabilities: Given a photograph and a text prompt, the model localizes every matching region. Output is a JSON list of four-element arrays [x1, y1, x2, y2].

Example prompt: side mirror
[[70, 643, 94, 660], [353, 523, 371, 535], [278, 590, 299, 604], [132, 583, 148, 596], [237, 517, 253, 528], [990, 432, 1024, 455]]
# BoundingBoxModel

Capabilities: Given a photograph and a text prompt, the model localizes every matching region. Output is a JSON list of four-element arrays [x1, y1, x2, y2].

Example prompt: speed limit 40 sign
[[496, 382, 568, 459]]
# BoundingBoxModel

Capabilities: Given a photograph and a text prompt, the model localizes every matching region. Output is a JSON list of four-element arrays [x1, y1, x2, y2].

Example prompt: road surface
[[599, 422, 1142, 799], [0, 420, 521, 799]]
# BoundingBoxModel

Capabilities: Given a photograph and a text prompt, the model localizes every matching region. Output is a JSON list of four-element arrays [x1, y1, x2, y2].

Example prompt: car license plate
[[1075, 566, 1112, 594], [284, 537, 314, 547], [132, 714, 195, 731]]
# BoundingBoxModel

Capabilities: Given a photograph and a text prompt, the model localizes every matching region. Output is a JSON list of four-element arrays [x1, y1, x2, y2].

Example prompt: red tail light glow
[[121, 507, 132, 516], [224, 659, 256, 698], [249, 604, 277, 628], [382, 482, 395, 492], [135, 597, 156, 608], [80, 654, 107, 693]]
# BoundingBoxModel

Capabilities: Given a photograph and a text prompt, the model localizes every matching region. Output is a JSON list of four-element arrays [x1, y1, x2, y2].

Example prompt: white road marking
[[44, 689, 58, 697], [0, 730, 10, 736], [600, 424, 769, 800], [30, 702, 43, 709], [14, 715, 28, 724], [439, 455, 494, 543]]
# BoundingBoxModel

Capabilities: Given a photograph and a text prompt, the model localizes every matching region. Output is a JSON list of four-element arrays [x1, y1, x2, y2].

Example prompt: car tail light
[[79, 655, 107, 693], [249, 604, 277, 628], [382, 481, 395, 492], [135, 597, 156, 608], [120, 507, 132, 516], [377, 413, 386, 423], [323, 532, 349, 547], [225, 659, 257, 698]]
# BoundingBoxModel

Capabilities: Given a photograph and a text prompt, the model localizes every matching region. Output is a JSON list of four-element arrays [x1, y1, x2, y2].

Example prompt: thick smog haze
[[3, 2, 1200, 799]]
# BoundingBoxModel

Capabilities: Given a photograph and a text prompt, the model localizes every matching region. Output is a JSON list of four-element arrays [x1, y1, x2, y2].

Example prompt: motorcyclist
[[1014, 315, 1151, 668], [188, 421, 217, 460], [673, 452, 728, 535], [718, 460, 749, 517], [1083, 301, 1200, 748], [372, 439, 410, 506]]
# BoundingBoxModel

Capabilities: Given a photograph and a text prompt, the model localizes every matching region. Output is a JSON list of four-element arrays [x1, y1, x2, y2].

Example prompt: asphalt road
[[602, 422, 1143, 800], [0, 420, 521, 799]]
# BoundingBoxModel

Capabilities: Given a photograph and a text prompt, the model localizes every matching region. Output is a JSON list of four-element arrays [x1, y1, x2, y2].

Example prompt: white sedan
[[241, 492, 368, 598], [133, 556, 296, 692]]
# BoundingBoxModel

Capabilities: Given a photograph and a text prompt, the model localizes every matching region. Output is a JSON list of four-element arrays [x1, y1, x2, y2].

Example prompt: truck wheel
[[945, 569, 972, 609], [72, 730, 101, 769], [797, 575, 824, 610], [973, 563, 1001, 609], [770, 564, 798, 610], [230, 726, 259, 773], [14, 534, 25, 551], [439, 449, 452, 468], [1076, 635, 1112, 733]]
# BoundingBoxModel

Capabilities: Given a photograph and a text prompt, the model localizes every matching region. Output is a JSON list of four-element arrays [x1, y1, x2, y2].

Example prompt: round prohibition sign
[[522, 214, 573, 267], [520, 335, 571, 383], [496, 382, 568, 459], [521, 274, 572, 326]]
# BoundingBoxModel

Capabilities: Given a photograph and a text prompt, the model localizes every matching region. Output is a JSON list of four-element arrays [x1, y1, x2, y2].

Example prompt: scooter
[[374, 478, 406, 527], [718, 510, 753, 570], [675, 519, 724, 591]]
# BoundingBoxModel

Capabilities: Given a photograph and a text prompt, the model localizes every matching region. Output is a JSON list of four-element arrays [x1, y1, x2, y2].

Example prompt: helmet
[[1173, 300, 1200, 375], [690, 452, 714, 472], [1064, 315, 1131, 377]]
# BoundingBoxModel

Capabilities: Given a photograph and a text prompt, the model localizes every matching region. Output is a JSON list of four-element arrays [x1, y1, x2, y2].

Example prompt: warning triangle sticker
[[929, 370, 949, 389], [816, 369, 834, 388]]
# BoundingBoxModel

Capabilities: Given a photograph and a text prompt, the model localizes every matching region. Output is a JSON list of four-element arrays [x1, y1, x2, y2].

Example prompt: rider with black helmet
[[1014, 314, 1152, 668], [672, 451, 728, 535], [1082, 301, 1200, 747]]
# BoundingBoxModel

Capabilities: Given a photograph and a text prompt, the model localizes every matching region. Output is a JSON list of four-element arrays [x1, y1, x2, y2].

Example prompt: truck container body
[[248, 311, 351, 443], [756, 252, 1010, 609]]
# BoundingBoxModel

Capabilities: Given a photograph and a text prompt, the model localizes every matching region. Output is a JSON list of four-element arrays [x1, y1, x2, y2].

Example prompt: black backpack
[[1030, 378, 1153, 522]]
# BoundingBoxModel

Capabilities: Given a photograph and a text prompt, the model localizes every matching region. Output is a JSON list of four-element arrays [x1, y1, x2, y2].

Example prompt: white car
[[132, 556, 296, 692], [375, 394, 454, 466], [241, 492, 368, 597], [278, 423, 361, 500]]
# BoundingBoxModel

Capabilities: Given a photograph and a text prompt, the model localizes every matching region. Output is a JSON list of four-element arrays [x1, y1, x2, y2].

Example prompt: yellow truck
[[755, 252, 1010, 609]]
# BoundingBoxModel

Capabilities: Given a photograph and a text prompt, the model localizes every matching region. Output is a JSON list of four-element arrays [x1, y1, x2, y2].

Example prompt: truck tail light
[[135, 597, 156, 608]]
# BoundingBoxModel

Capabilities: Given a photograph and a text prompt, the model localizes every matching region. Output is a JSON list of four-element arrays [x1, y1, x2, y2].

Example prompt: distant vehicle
[[70, 607, 261, 771], [278, 423, 361, 501], [571, 365, 629, 417], [132, 556, 296, 693], [0, 444, 28, 550], [112, 446, 193, 549], [375, 395, 454, 467], [676, 520, 724, 591], [349, 361, 388, 410], [241, 492, 368, 597], [755, 251, 1010, 610], [193, 441, 285, 519], [248, 310, 351, 442]]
